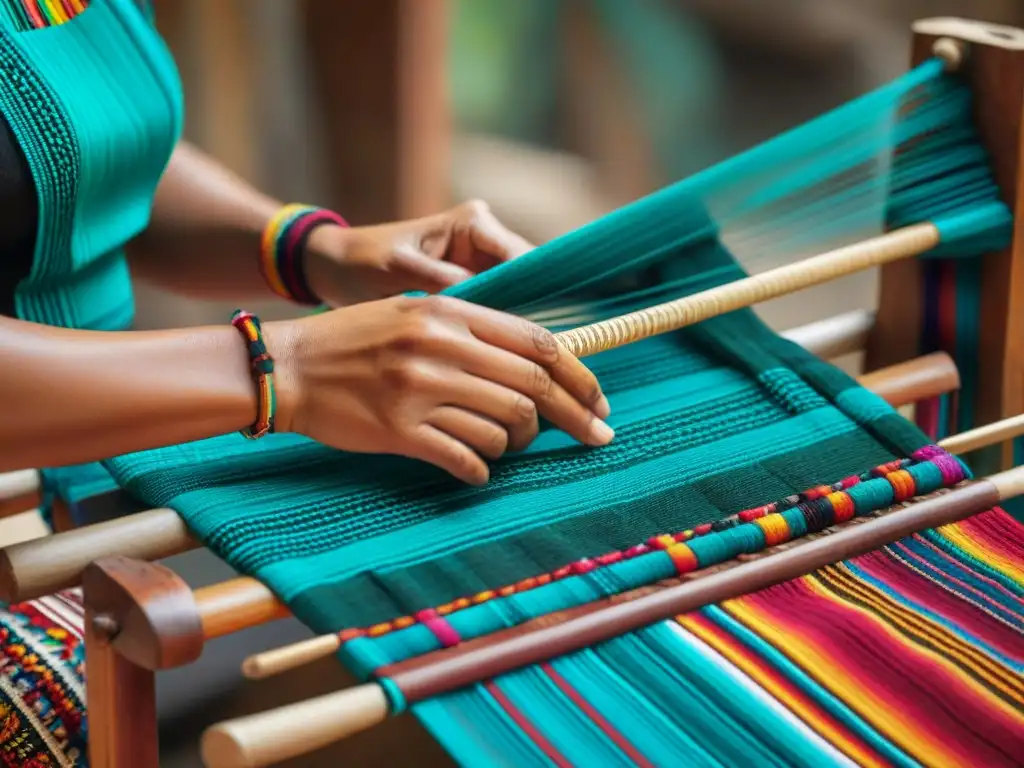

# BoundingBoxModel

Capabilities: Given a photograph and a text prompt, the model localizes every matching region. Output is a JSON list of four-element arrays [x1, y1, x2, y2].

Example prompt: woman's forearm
[[129, 142, 290, 301], [0, 315, 267, 471]]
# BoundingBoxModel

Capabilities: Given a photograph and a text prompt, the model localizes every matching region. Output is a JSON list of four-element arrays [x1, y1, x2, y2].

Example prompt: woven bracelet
[[231, 310, 276, 439], [260, 204, 349, 306]]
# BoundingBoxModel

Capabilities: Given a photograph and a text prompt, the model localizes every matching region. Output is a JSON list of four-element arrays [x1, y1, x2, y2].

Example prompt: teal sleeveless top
[[0, 0, 183, 332], [0, 0, 184, 516]]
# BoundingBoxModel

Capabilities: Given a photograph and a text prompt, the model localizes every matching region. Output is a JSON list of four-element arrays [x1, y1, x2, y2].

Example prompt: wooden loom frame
[[866, 17, 1024, 472], [0, 15, 1021, 768]]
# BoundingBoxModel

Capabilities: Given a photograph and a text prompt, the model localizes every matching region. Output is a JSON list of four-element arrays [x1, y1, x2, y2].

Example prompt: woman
[[0, 1, 611, 764]]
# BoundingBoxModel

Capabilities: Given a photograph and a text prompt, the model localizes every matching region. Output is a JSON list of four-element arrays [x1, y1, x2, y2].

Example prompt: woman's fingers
[[444, 337, 612, 448], [437, 373, 539, 452], [466, 206, 534, 263], [428, 406, 508, 460], [391, 246, 473, 294], [407, 424, 490, 486], [430, 298, 611, 418]]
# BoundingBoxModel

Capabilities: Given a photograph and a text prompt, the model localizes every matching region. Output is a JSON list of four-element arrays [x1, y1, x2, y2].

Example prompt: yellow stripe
[[817, 565, 1024, 703], [934, 522, 1024, 588], [725, 583, 1017, 767], [260, 204, 309, 299], [677, 614, 886, 768], [41, 0, 68, 24]]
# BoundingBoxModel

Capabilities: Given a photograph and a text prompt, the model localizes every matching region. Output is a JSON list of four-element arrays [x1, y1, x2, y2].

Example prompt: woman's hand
[[267, 295, 612, 485], [304, 200, 533, 306]]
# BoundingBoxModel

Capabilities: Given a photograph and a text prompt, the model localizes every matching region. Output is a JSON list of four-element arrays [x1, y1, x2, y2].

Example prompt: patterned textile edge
[[0, 29, 80, 318], [337, 448, 971, 674], [0, 590, 87, 767]]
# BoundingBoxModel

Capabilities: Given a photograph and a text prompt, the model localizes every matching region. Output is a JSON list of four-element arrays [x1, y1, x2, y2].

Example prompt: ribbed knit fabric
[[0, 0, 181, 331]]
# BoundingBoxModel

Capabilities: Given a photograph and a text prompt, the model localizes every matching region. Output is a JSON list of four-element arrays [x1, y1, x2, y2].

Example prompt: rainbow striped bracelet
[[231, 310, 276, 439], [260, 204, 348, 305]]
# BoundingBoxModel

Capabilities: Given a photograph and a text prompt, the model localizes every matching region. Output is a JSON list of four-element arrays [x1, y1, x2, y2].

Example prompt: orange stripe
[[726, 579, 1023, 766], [818, 564, 1023, 702]]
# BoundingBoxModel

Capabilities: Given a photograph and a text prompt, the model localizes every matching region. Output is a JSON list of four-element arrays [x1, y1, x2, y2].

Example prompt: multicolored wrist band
[[260, 203, 349, 306], [231, 310, 276, 439]]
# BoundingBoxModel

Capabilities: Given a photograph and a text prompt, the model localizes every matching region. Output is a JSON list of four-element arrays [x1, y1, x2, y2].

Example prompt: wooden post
[[83, 557, 205, 767], [867, 19, 1024, 470], [298, 0, 451, 223]]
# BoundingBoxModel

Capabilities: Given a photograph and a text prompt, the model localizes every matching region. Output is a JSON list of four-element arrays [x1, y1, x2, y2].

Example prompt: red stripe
[[484, 680, 574, 768], [23, 0, 47, 27], [541, 663, 655, 768], [914, 397, 939, 440]]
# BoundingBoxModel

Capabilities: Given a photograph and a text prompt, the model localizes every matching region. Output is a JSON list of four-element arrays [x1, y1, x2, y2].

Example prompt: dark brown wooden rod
[[380, 477, 1003, 700]]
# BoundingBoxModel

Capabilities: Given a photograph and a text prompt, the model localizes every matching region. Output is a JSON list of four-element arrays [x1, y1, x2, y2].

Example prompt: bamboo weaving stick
[[201, 460, 1024, 768], [554, 223, 940, 357]]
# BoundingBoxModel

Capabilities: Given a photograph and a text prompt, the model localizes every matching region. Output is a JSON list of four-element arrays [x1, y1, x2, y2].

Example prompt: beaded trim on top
[[4, 0, 90, 30], [337, 445, 969, 646]]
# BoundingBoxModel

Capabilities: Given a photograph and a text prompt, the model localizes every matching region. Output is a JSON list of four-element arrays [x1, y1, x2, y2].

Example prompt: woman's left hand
[[305, 200, 534, 306]]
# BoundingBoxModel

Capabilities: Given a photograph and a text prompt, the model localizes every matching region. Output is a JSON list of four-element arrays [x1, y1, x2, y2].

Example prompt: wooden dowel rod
[[939, 413, 1024, 456], [195, 576, 289, 641], [202, 465, 1024, 768], [554, 223, 940, 358], [0, 508, 196, 602], [857, 352, 958, 406], [0, 469, 39, 502], [780, 309, 874, 359], [201, 680, 391, 768]]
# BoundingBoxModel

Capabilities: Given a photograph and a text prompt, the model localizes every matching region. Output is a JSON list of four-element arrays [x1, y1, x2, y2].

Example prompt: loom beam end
[[200, 683, 390, 768], [82, 555, 204, 671], [932, 37, 967, 72], [0, 506, 196, 603]]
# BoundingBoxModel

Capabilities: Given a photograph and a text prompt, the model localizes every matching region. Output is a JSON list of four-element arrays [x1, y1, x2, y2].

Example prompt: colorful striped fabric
[[411, 508, 1023, 767], [0, 0, 90, 31]]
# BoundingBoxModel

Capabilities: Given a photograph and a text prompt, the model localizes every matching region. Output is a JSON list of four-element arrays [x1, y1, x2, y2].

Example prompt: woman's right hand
[[266, 295, 613, 485]]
